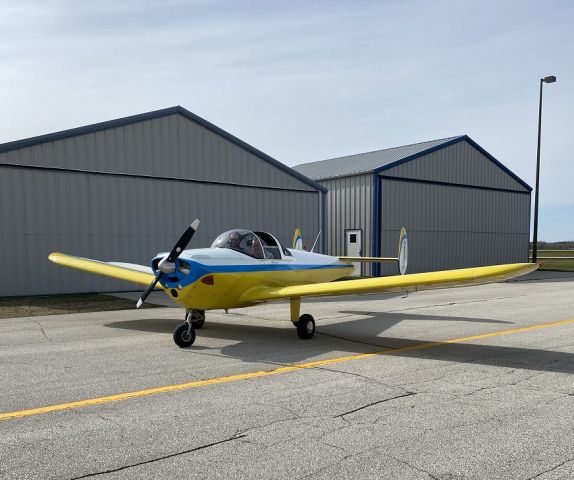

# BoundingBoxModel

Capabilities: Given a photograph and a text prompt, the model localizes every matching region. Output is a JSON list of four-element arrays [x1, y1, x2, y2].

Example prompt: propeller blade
[[136, 272, 161, 308], [137, 219, 200, 308], [166, 219, 200, 263]]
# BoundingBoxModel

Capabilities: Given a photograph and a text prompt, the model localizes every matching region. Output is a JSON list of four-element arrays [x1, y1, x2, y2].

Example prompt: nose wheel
[[173, 322, 196, 348], [295, 314, 315, 340], [173, 310, 205, 347]]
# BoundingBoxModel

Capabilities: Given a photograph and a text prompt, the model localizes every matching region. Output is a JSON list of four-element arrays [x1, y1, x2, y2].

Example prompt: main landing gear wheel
[[173, 323, 196, 348], [296, 314, 315, 340], [185, 310, 205, 330]]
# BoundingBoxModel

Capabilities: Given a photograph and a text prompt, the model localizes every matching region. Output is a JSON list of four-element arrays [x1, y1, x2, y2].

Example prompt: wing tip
[[48, 252, 63, 263]]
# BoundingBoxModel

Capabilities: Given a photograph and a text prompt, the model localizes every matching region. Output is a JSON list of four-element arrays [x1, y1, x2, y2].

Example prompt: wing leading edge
[[240, 263, 538, 303], [338, 256, 398, 262], [48, 252, 155, 286]]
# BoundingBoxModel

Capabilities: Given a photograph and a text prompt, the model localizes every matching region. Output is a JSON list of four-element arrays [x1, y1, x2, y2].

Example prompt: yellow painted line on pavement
[[2, 317, 573, 421]]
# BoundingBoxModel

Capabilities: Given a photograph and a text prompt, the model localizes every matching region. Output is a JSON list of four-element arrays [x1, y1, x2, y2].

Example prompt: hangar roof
[[294, 136, 461, 180], [294, 135, 531, 191], [0, 105, 327, 193]]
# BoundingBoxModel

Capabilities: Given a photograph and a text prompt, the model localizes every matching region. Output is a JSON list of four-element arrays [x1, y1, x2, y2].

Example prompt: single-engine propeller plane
[[48, 220, 538, 348]]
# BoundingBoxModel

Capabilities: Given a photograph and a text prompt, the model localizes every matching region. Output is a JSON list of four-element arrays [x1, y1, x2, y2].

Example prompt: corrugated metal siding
[[379, 178, 530, 275], [0, 114, 315, 192], [0, 166, 320, 296], [383, 141, 528, 192], [319, 174, 373, 275]]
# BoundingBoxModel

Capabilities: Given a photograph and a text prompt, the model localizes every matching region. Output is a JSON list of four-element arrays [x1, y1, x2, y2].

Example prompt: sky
[[1, 0, 572, 241]]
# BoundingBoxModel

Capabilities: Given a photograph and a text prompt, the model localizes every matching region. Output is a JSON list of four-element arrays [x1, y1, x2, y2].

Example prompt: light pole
[[532, 75, 556, 263]]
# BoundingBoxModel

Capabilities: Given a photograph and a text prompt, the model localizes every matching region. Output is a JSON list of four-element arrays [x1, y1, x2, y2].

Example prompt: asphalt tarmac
[[1, 271, 573, 479]]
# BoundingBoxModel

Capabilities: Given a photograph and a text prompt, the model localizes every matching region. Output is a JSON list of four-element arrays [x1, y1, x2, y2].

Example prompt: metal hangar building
[[294, 136, 531, 276], [0, 106, 325, 297]]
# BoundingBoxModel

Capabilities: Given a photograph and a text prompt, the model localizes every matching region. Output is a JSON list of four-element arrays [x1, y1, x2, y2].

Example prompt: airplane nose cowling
[[137, 219, 200, 308]]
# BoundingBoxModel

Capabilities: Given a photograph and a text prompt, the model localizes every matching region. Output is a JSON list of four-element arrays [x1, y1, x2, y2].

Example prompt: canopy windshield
[[211, 229, 265, 259]]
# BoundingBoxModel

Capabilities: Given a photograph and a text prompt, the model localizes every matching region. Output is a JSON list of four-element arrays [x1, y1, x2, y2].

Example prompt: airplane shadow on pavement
[[104, 310, 574, 375]]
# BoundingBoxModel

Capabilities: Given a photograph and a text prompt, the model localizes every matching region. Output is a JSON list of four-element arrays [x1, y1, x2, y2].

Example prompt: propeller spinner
[[136, 219, 200, 308]]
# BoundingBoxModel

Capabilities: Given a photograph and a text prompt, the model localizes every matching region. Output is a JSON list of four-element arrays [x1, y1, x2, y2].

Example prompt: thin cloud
[[0, 0, 571, 240]]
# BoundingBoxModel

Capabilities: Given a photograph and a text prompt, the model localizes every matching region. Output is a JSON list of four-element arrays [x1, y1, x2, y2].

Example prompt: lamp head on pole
[[543, 75, 557, 83]]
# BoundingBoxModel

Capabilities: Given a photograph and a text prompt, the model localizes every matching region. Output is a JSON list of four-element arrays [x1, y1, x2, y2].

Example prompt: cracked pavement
[[0, 271, 573, 479]]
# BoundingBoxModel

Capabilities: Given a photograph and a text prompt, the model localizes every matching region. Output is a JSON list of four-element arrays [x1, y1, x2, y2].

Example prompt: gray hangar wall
[[296, 136, 531, 276], [321, 175, 374, 276], [0, 107, 324, 296], [378, 141, 530, 275]]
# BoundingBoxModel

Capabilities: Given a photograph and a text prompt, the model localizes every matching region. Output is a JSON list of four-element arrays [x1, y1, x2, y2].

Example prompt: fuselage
[[153, 247, 354, 310]]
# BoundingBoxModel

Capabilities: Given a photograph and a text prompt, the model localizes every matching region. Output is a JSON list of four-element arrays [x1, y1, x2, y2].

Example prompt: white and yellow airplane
[[48, 220, 537, 348]]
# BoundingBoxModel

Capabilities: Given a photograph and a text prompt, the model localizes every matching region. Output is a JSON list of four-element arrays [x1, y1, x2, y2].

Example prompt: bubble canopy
[[211, 229, 265, 259]]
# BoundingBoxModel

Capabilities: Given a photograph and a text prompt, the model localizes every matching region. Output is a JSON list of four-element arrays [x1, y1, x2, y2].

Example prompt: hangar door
[[378, 177, 530, 275]]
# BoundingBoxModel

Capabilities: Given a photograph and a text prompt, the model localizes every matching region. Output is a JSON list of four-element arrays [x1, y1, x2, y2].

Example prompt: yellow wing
[[240, 263, 538, 303], [48, 252, 155, 286], [338, 256, 398, 262]]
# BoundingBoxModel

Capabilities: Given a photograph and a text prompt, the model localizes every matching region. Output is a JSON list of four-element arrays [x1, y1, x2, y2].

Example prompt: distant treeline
[[529, 241, 574, 250]]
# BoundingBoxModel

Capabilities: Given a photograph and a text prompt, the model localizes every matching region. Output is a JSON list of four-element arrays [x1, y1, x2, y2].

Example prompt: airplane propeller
[[136, 219, 200, 308]]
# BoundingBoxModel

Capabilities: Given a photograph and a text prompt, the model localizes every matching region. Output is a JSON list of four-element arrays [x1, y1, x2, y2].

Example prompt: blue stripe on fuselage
[[154, 258, 352, 289]]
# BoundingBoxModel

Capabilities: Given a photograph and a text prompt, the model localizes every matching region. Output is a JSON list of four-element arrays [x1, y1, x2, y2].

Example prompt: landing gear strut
[[186, 309, 205, 329]]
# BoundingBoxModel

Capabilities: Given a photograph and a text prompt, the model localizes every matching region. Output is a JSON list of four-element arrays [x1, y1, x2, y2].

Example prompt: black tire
[[173, 323, 196, 348], [296, 314, 315, 340]]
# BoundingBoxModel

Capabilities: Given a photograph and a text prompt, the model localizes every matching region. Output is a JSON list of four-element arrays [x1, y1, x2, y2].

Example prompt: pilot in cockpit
[[250, 239, 263, 258], [228, 231, 241, 250], [211, 230, 265, 259]]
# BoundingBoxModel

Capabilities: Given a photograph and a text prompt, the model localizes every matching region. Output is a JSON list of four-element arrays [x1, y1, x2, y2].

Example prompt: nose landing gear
[[173, 310, 205, 348], [173, 322, 195, 348]]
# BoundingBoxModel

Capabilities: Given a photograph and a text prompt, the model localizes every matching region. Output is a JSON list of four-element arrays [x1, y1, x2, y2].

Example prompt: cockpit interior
[[211, 230, 292, 259]]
